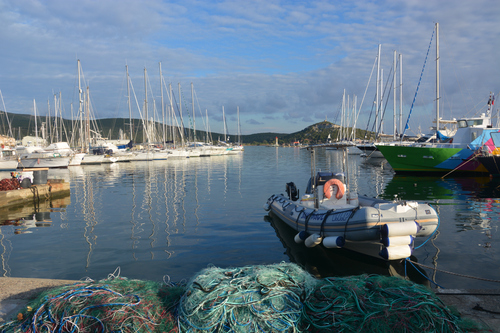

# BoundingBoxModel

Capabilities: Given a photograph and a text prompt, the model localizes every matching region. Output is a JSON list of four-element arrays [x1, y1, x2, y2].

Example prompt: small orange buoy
[[17, 313, 23, 321]]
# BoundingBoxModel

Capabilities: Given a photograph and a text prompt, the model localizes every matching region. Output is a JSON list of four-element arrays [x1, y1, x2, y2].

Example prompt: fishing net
[[178, 263, 486, 333], [0, 276, 184, 333], [300, 274, 482, 332], [0, 263, 487, 333], [178, 262, 316, 332]]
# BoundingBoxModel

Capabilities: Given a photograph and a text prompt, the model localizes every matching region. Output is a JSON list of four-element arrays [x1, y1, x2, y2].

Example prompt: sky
[[0, 0, 499, 137]]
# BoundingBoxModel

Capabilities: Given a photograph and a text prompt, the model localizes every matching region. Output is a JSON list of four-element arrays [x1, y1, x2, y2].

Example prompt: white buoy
[[305, 233, 322, 248], [381, 221, 420, 238], [379, 245, 412, 260], [323, 236, 345, 248], [294, 231, 308, 244], [381, 235, 414, 247]]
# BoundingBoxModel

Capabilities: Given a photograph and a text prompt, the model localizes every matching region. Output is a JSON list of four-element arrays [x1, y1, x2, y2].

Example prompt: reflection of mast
[[129, 166, 138, 259], [162, 167, 173, 259], [0, 228, 12, 276], [82, 170, 98, 269]]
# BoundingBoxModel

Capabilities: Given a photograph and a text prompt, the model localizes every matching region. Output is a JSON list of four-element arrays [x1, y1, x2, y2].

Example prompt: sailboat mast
[[435, 22, 440, 134], [144, 67, 148, 144], [399, 54, 403, 137], [86, 86, 90, 151], [237, 106, 241, 145], [78, 60, 84, 152], [126, 65, 132, 142], [34, 99, 38, 145], [375, 44, 381, 136], [393, 50, 397, 141], [160, 62, 165, 146], [191, 82, 196, 142]]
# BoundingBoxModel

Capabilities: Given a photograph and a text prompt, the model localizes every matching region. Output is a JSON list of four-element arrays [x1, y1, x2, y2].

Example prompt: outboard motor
[[286, 182, 299, 201]]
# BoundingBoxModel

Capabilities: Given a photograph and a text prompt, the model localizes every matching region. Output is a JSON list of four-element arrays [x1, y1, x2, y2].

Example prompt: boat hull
[[376, 145, 486, 174], [477, 155, 500, 176], [265, 194, 438, 242], [0, 159, 19, 171], [18, 157, 70, 169]]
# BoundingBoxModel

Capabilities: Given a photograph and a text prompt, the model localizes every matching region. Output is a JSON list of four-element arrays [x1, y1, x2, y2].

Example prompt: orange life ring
[[323, 179, 344, 200]]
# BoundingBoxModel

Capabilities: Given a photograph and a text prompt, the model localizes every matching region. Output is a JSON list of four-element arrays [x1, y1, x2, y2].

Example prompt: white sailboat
[[17, 100, 70, 169]]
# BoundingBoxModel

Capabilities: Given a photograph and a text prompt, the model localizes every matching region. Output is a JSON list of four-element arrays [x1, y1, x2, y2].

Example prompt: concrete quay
[[0, 180, 70, 210], [0, 277, 498, 331]]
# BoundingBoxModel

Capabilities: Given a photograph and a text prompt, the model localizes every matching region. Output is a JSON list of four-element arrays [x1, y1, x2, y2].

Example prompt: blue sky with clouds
[[0, 0, 499, 136]]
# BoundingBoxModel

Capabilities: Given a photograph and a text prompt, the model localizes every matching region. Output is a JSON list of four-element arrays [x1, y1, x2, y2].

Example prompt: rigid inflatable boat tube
[[379, 245, 412, 260], [294, 231, 308, 244], [305, 233, 322, 248], [323, 236, 345, 248], [381, 235, 414, 247], [381, 221, 421, 238]]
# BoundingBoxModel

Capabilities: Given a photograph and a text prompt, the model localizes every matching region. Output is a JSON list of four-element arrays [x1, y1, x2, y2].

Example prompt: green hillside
[[0, 111, 374, 146]]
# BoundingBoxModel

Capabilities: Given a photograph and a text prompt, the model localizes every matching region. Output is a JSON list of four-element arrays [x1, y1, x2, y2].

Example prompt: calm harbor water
[[0, 146, 498, 290]]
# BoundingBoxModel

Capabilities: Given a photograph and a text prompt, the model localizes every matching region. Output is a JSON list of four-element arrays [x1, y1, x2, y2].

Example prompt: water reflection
[[265, 213, 431, 287], [0, 194, 70, 276]]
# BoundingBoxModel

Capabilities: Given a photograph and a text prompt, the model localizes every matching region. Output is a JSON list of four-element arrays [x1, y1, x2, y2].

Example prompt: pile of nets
[[0, 263, 487, 332], [178, 262, 316, 332], [0, 178, 20, 191], [0, 277, 184, 333], [178, 263, 485, 333]]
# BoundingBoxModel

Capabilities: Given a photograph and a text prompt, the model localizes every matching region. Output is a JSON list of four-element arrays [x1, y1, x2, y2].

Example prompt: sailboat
[[0, 90, 19, 171], [376, 23, 500, 175], [16, 100, 71, 169]]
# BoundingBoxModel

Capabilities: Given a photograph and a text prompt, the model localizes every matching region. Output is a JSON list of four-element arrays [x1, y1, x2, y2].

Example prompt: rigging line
[[376, 66, 395, 137], [403, 25, 436, 138]]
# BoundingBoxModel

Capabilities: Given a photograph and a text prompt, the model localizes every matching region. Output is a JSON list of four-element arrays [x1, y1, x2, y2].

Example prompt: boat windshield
[[457, 120, 468, 128]]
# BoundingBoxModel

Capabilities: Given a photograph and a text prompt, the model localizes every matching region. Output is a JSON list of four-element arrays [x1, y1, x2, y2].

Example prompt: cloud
[[0, 0, 498, 136]]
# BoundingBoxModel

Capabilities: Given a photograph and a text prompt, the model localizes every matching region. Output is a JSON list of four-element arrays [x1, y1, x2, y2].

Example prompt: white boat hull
[[0, 159, 19, 171], [18, 156, 70, 169]]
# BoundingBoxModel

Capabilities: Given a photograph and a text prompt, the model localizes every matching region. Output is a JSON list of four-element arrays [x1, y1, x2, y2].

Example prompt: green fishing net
[[0, 263, 487, 332]]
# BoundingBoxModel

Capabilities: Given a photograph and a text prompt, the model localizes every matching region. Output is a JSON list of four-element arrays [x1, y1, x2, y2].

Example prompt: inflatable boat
[[264, 170, 439, 260]]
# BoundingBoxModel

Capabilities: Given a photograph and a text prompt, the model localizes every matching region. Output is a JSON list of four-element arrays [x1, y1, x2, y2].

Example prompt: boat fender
[[379, 245, 413, 260], [381, 221, 421, 238], [294, 231, 308, 244], [381, 235, 414, 247], [323, 236, 345, 249], [263, 203, 270, 211], [323, 179, 344, 199], [305, 233, 322, 248]]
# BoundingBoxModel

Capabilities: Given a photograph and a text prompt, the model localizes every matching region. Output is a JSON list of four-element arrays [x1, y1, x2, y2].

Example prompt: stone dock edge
[[0, 277, 499, 331]]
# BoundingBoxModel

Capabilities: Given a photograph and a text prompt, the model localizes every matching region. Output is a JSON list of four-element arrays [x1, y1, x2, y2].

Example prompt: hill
[[0, 111, 374, 146]]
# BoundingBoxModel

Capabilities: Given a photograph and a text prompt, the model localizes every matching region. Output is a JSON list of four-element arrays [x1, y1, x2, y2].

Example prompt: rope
[[406, 259, 500, 284]]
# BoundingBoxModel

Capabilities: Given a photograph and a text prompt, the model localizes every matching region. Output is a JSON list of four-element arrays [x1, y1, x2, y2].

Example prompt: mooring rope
[[406, 259, 500, 284]]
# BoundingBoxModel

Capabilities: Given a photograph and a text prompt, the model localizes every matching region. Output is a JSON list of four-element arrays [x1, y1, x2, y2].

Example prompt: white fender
[[381, 221, 420, 238], [294, 231, 308, 244], [379, 245, 412, 260], [305, 233, 322, 248], [381, 235, 414, 247], [323, 236, 345, 248]]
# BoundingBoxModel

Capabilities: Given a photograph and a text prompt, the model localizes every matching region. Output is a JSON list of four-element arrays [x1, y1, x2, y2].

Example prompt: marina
[[0, 146, 497, 288], [0, 146, 499, 330]]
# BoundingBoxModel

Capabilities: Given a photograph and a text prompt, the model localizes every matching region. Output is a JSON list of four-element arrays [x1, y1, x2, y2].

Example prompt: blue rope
[[402, 25, 436, 138]]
